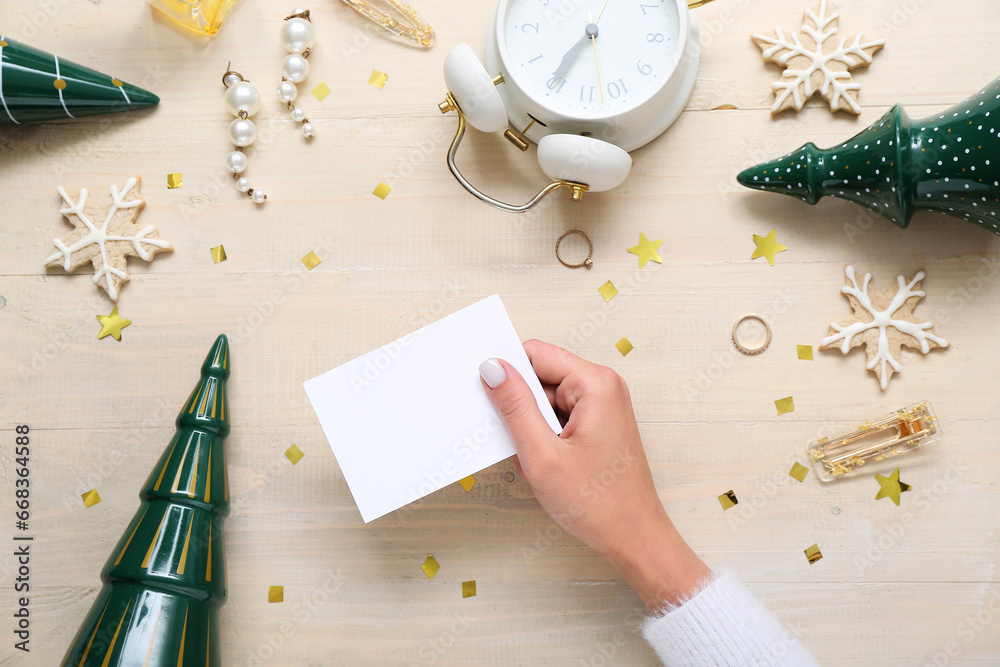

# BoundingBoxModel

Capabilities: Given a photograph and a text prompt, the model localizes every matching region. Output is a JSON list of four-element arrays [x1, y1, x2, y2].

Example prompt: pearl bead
[[282, 54, 310, 83], [291, 107, 305, 122], [228, 118, 257, 147], [277, 81, 298, 103], [236, 177, 251, 192], [280, 17, 315, 54], [252, 189, 267, 204], [223, 72, 242, 88], [226, 151, 248, 174], [302, 122, 314, 138], [224, 81, 260, 117]]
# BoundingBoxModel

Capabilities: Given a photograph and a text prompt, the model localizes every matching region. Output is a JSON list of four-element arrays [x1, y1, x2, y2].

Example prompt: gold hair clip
[[809, 402, 941, 481], [339, 0, 435, 48]]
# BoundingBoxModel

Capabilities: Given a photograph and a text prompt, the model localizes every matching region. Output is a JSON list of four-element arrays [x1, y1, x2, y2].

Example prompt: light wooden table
[[1, 0, 999, 664]]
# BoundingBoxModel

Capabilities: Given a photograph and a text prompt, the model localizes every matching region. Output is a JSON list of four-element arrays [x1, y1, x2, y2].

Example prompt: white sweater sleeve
[[640, 570, 819, 667]]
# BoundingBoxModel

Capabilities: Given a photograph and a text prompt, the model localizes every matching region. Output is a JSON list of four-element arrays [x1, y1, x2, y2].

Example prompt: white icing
[[44, 177, 170, 301], [753, 0, 885, 114], [821, 266, 948, 390], [0, 36, 19, 124], [53, 55, 74, 119]]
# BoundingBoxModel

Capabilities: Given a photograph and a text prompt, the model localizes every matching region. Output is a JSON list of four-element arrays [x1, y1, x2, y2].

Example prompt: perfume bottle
[[147, 0, 241, 36]]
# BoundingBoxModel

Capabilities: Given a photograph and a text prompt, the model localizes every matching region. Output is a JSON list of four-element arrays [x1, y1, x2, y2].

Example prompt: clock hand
[[588, 11, 604, 103], [552, 21, 598, 80], [595, 0, 611, 23]]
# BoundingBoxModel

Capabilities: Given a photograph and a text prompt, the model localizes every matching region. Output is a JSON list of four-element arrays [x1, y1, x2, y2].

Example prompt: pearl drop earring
[[222, 65, 267, 204], [278, 8, 316, 139]]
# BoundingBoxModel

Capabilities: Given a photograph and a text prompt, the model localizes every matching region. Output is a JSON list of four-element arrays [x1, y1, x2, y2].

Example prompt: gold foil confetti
[[718, 490, 738, 510], [797, 345, 814, 360], [804, 544, 822, 564], [421, 554, 440, 580], [96, 306, 131, 341], [874, 468, 911, 506], [462, 580, 477, 598], [789, 462, 809, 482], [775, 396, 795, 416], [616, 337, 633, 356], [285, 444, 305, 465], [598, 280, 618, 302], [312, 81, 331, 101], [627, 233, 663, 268], [751, 229, 788, 266], [301, 251, 322, 270], [368, 70, 389, 88], [166, 173, 182, 189], [210, 245, 227, 264], [373, 182, 392, 199], [81, 489, 102, 508], [268, 586, 284, 602], [459, 475, 476, 492]]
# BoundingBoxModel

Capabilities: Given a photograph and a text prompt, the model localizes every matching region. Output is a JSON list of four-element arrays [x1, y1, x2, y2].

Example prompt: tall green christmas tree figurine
[[0, 36, 159, 125], [737, 76, 1000, 236], [61, 335, 231, 666]]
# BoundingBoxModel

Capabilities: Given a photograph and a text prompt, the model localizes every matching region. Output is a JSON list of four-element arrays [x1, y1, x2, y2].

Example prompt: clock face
[[499, 0, 682, 120]]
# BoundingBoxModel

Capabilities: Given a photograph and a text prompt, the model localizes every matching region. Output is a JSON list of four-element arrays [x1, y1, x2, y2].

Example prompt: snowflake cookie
[[752, 1, 885, 115], [820, 266, 948, 390], [44, 177, 172, 302]]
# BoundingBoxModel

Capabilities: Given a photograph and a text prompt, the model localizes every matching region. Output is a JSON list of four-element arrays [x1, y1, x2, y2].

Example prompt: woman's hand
[[479, 340, 710, 611]]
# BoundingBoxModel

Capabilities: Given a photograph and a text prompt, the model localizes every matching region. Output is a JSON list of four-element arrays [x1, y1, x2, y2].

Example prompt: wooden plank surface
[[1, 0, 999, 664]]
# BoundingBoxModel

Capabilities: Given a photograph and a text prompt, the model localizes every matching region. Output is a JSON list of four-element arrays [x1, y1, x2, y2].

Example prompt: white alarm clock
[[438, 0, 708, 212]]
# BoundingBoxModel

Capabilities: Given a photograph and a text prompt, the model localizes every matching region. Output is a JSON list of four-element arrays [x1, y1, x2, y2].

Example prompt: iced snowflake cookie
[[752, 1, 884, 115], [44, 177, 172, 302], [820, 266, 948, 390]]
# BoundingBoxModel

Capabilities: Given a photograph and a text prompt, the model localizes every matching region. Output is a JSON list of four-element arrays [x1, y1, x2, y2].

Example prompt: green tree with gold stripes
[[62, 334, 232, 666]]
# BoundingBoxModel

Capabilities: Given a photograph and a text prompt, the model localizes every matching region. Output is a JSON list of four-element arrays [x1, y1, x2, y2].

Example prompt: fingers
[[523, 339, 607, 415], [479, 358, 559, 461]]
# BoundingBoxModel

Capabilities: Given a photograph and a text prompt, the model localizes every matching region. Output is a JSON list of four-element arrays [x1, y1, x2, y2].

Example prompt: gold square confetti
[[797, 345, 814, 361], [804, 544, 822, 564], [598, 280, 618, 302], [775, 396, 795, 416], [718, 490, 738, 511], [210, 245, 227, 264], [373, 182, 392, 199], [459, 475, 476, 492], [167, 172, 182, 189], [368, 70, 388, 88], [421, 554, 440, 580], [462, 580, 477, 598], [616, 337, 633, 356], [81, 489, 102, 508], [789, 462, 809, 482], [301, 251, 322, 270], [268, 585, 284, 603], [285, 444, 305, 465], [312, 81, 331, 101]]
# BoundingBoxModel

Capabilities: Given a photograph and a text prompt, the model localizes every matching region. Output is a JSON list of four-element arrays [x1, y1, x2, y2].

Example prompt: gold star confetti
[[421, 554, 440, 580], [627, 233, 663, 268], [459, 475, 476, 492], [285, 444, 305, 465], [718, 490, 738, 510], [81, 489, 102, 508], [301, 251, 322, 270], [804, 544, 822, 564], [312, 81, 331, 101], [368, 70, 389, 88], [96, 306, 131, 341], [462, 580, 477, 598], [210, 245, 227, 264], [616, 337, 633, 356], [268, 586, 284, 603], [598, 280, 618, 302], [874, 468, 911, 506], [789, 462, 809, 482], [751, 229, 788, 266], [167, 172, 182, 189], [797, 345, 814, 360], [775, 396, 795, 416], [373, 182, 392, 199]]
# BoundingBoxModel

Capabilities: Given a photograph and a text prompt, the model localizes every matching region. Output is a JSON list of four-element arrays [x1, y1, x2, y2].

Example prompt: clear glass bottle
[[147, 0, 241, 36]]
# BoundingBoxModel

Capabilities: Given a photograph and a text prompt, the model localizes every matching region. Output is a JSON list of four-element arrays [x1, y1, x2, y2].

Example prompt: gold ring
[[555, 230, 593, 269], [732, 314, 771, 355]]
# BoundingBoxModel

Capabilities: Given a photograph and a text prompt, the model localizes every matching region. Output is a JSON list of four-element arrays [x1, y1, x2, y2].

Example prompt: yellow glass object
[[147, 0, 241, 36]]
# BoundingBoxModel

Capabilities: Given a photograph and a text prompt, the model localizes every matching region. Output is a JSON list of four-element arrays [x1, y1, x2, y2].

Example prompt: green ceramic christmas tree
[[737, 75, 1000, 236], [0, 36, 159, 125], [61, 335, 231, 667]]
